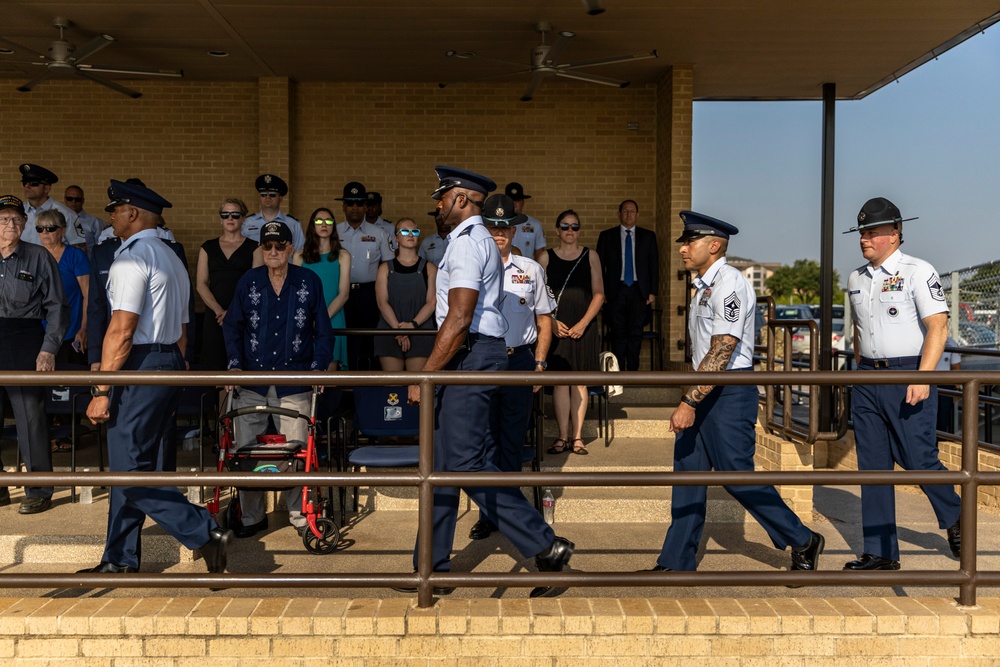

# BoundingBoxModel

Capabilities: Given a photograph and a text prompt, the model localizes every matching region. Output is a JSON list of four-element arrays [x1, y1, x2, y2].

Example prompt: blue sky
[[692, 25, 1000, 285]]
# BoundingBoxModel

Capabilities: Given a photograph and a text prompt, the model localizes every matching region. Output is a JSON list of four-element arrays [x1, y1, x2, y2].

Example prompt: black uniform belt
[[459, 332, 503, 351], [728, 367, 754, 372], [350, 282, 374, 290], [506, 344, 532, 356], [860, 355, 921, 369], [132, 343, 179, 353]]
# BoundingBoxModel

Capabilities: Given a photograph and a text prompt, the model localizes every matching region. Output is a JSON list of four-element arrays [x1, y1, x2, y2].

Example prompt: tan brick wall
[[3, 596, 1000, 663], [754, 425, 814, 517]]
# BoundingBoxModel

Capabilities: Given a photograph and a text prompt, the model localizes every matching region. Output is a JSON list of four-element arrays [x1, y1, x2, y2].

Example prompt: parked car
[[809, 304, 845, 319], [958, 321, 997, 349], [791, 318, 847, 367], [774, 305, 815, 356]]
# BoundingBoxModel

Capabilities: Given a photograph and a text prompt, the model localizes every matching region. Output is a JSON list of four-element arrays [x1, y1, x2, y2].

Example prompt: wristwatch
[[680, 395, 699, 409], [535, 360, 548, 370], [410, 320, 420, 328], [90, 386, 111, 397]]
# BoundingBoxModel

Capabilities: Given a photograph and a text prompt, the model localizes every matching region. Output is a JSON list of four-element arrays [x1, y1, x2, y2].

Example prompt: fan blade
[[0, 36, 47, 59], [71, 34, 115, 63], [78, 63, 183, 78], [447, 51, 526, 70], [544, 31, 575, 65], [520, 71, 549, 102], [555, 70, 628, 88], [561, 50, 658, 71], [440, 67, 532, 88], [75, 69, 142, 98], [17, 69, 58, 92]]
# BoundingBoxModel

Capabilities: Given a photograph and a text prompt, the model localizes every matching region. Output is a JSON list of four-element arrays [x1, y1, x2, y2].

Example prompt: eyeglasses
[[313, 219, 336, 226], [259, 191, 280, 198], [558, 223, 581, 231], [396, 228, 421, 237], [261, 241, 289, 252], [219, 212, 243, 219], [65, 196, 84, 203], [23, 181, 44, 188], [36, 225, 62, 233], [0, 217, 25, 227]]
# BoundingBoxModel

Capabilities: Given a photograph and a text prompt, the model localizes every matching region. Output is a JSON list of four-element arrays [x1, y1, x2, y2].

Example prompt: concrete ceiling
[[1, 0, 998, 100]]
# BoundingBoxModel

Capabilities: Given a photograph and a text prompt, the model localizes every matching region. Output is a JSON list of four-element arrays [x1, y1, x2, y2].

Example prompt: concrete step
[[540, 403, 676, 439]]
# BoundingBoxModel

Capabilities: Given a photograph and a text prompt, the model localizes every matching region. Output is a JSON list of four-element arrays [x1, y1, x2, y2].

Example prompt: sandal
[[571, 438, 589, 455], [51, 438, 73, 454], [547, 438, 570, 454]]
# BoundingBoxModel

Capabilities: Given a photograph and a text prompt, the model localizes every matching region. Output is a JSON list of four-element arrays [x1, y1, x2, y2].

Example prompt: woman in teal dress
[[293, 207, 351, 370]]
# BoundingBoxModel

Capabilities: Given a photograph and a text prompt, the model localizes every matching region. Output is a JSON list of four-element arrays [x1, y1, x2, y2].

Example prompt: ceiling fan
[[0, 17, 183, 99], [442, 21, 657, 102]]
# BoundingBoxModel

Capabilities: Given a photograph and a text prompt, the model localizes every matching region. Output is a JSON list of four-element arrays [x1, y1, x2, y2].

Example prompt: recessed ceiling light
[[208, 50, 229, 57], [0, 48, 15, 55]]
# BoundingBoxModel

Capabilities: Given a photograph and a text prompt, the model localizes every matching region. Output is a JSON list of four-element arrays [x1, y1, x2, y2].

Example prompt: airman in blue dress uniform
[[469, 193, 556, 541], [844, 197, 961, 571], [645, 211, 824, 574], [83, 179, 231, 575], [397, 167, 574, 598]]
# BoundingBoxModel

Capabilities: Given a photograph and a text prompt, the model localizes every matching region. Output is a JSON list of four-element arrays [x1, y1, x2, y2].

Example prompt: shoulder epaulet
[[458, 227, 474, 237]]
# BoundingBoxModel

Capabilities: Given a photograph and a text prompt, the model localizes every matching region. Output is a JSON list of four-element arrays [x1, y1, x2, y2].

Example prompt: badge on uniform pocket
[[16, 270, 34, 282]]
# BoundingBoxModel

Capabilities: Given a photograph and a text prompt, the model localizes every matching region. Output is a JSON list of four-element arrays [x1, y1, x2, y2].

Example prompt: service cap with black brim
[[431, 165, 496, 201], [481, 193, 527, 228], [675, 210, 739, 243], [843, 196, 918, 234], [104, 179, 172, 215]]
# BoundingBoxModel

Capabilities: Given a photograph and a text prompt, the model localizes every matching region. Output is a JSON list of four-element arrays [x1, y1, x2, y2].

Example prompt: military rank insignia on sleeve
[[724, 292, 741, 322], [927, 275, 945, 302]]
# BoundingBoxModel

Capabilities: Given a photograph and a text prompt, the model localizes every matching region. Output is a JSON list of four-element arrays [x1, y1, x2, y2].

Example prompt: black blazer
[[596, 225, 659, 304]]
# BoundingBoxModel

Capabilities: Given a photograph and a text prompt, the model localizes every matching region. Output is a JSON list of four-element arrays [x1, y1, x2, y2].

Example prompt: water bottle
[[187, 468, 201, 504], [542, 488, 555, 525], [79, 468, 93, 505]]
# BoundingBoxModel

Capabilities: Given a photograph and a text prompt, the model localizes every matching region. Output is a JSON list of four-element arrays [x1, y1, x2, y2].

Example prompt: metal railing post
[[959, 379, 980, 606], [416, 378, 436, 608]]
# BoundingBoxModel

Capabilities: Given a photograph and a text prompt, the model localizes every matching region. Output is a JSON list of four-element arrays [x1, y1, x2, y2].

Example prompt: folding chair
[[338, 385, 420, 524]]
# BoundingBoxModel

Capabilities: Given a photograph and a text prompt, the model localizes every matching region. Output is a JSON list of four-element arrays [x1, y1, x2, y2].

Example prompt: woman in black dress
[[538, 209, 605, 455], [195, 198, 257, 370]]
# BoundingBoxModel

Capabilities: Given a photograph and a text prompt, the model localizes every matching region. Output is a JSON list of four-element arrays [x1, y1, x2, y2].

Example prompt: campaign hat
[[504, 182, 531, 200], [255, 174, 289, 196], [104, 179, 172, 215], [19, 163, 58, 185], [431, 166, 496, 200], [843, 197, 917, 234], [366, 191, 383, 205], [336, 181, 367, 202], [676, 210, 739, 243], [481, 194, 527, 227]]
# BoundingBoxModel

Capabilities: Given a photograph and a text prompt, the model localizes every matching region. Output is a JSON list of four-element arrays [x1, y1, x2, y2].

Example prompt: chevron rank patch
[[724, 292, 741, 322], [927, 274, 945, 302]]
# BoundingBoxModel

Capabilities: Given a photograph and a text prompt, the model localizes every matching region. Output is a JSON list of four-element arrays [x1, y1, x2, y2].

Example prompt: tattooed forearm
[[686, 334, 739, 404]]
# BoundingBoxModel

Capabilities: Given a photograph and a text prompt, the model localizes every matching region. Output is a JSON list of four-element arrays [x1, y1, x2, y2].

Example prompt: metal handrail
[[0, 368, 996, 607]]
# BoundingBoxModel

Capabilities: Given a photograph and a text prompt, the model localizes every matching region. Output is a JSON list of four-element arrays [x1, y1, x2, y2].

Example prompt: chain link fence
[[941, 260, 1000, 350]]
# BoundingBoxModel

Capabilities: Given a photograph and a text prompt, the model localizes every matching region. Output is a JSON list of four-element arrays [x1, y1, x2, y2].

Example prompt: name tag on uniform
[[361, 236, 376, 243], [16, 270, 34, 282]]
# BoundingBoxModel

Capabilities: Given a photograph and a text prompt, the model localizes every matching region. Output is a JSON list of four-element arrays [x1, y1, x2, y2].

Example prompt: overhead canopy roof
[[1, 1, 998, 100]]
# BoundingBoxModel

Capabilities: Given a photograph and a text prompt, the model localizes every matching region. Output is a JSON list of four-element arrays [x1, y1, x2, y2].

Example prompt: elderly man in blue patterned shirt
[[223, 221, 333, 538]]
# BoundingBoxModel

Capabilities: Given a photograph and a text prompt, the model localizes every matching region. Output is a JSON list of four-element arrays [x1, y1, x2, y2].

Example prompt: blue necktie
[[623, 229, 634, 287]]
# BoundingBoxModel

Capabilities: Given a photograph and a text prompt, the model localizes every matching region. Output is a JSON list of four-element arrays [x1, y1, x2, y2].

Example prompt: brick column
[[654, 65, 694, 364], [258, 77, 293, 209]]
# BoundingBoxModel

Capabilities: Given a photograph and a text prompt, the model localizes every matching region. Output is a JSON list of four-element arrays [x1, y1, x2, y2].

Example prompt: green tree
[[766, 259, 841, 305]]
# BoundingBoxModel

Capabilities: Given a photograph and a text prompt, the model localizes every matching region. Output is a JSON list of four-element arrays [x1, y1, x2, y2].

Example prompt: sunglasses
[[219, 211, 243, 219], [558, 223, 581, 231], [65, 196, 84, 203], [396, 228, 421, 237], [24, 181, 44, 188], [345, 201, 366, 207], [36, 225, 62, 233], [261, 241, 290, 252], [259, 191, 280, 198], [313, 218, 336, 225]]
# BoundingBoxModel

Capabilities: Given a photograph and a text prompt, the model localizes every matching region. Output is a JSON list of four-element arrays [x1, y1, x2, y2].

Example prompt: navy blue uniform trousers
[[414, 336, 554, 572], [486, 347, 536, 474], [102, 345, 217, 569], [852, 362, 961, 561], [659, 382, 811, 571]]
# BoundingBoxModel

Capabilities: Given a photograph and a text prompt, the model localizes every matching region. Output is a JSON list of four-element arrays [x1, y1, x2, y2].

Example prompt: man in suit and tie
[[596, 199, 659, 371]]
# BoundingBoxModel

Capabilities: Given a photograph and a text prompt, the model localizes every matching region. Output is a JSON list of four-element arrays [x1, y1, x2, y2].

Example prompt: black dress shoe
[[947, 519, 961, 558], [531, 536, 575, 598], [391, 572, 455, 595], [18, 497, 52, 515], [233, 517, 268, 539], [200, 528, 233, 573], [637, 565, 671, 572], [843, 553, 900, 571], [469, 518, 497, 541], [0, 488, 10, 507], [790, 530, 825, 572], [77, 562, 137, 574]]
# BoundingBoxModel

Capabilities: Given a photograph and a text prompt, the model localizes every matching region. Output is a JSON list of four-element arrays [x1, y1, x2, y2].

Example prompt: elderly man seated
[[223, 221, 333, 537]]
